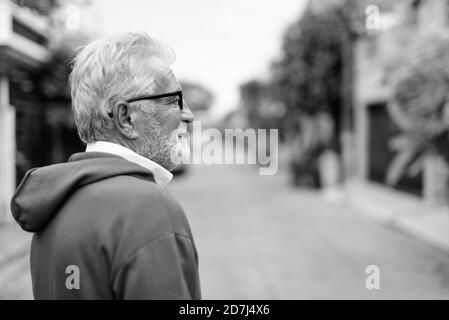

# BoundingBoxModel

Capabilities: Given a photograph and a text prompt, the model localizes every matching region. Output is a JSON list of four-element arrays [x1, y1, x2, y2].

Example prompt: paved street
[[2, 162, 449, 299], [169, 163, 449, 299]]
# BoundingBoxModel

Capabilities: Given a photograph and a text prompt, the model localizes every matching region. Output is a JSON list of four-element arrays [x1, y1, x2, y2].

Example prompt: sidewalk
[[344, 180, 449, 254], [0, 223, 33, 299]]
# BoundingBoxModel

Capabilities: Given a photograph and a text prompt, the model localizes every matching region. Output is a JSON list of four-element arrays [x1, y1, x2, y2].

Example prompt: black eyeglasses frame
[[108, 90, 183, 118]]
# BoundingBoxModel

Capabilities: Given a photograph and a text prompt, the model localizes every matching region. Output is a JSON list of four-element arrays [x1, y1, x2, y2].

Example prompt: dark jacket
[[11, 152, 201, 300]]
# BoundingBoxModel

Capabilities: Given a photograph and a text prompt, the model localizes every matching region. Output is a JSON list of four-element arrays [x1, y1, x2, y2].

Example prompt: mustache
[[175, 123, 188, 134]]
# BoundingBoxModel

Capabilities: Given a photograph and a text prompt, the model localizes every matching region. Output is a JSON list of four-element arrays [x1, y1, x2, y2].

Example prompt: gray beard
[[135, 127, 175, 171]]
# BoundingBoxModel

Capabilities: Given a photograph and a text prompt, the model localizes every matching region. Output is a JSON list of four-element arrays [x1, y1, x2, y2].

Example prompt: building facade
[[0, 0, 83, 223], [351, 0, 449, 202]]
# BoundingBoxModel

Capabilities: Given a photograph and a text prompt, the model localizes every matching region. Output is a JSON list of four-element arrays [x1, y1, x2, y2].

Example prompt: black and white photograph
[[1, 0, 449, 303]]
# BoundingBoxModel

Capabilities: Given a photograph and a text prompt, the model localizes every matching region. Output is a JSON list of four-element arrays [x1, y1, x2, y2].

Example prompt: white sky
[[82, 0, 308, 118]]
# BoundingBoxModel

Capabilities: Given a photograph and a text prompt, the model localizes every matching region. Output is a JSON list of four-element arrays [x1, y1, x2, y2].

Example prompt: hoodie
[[11, 152, 201, 300]]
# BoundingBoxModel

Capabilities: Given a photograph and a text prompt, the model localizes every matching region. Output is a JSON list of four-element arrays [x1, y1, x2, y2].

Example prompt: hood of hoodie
[[11, 152, 155, 233]]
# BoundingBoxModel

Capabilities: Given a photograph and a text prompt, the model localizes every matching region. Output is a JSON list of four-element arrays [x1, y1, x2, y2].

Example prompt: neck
[[109, 136, 138, 154]]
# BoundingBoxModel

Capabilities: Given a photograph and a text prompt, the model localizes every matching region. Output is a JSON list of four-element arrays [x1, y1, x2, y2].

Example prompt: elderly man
[[11, 32, 201, 300]]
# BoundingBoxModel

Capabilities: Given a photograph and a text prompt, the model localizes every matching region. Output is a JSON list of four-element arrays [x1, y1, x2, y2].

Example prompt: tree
[[271, 7, 345, 151], [385, 33, 449, 186]]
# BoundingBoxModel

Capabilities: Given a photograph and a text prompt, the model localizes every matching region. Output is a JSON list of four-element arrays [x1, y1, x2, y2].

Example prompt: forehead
[[141, 56, 180, 93]]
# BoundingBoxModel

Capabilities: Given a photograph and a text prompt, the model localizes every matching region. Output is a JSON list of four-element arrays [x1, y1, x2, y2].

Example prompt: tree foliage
[[271, 9, 344, 117], [385, 33, 449, 185]]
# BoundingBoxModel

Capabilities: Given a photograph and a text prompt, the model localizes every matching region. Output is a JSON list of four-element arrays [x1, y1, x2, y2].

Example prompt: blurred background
[[2, 0, 449, 299]]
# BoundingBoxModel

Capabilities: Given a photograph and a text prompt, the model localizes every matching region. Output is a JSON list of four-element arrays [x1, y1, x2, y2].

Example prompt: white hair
[[69, 32, 175, 144]]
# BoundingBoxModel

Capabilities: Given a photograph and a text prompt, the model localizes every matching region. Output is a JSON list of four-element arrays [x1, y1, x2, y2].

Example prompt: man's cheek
[[160, 109, 181, 135]]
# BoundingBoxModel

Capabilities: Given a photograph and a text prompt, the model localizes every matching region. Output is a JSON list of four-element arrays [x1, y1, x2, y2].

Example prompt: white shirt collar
[[85, 141, 173, 187]]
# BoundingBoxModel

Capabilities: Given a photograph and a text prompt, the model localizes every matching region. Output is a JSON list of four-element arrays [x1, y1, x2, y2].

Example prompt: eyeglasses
[[108, 90, 183, 118]]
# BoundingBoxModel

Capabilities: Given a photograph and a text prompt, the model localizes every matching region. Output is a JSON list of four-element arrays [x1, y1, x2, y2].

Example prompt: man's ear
[[111, 101, 139, 140]]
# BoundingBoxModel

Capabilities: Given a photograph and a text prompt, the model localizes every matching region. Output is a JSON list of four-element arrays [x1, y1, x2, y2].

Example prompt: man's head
[[69, 32, 193, 170]]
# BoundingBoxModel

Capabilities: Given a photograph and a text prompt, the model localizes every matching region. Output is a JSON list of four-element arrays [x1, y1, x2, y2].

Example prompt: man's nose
[[181, 100, 194, 123]]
